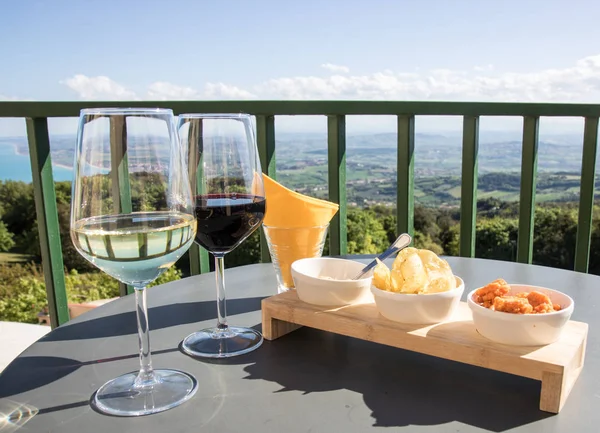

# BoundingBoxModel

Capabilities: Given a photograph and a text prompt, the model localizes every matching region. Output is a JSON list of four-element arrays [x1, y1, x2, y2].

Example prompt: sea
[[0, 142, 73, 182]]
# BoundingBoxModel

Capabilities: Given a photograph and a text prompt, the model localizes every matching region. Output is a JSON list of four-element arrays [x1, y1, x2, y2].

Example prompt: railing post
[[26, 117, 69, 328], [459, 116, 480, 257], [397, 115, 415, 239], [574, 117, 599, 273], [327, 115, 347, 256], [256, 115, 276, 263], [184, 118, 210, 275], [109, 116, 134, 295], [189, 243, 210, 276], [517, 116, 540, 264]]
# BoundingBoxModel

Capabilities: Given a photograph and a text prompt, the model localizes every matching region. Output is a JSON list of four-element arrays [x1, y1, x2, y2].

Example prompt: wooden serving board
[[261, 290, 588, 414]]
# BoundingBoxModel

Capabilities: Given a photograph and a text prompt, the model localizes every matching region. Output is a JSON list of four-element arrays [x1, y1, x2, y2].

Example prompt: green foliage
[[442, 225, 460, 256], [0, 263, 44, 298], [0, 221, 15, 252], [4, 175, 600, 324], [0, 264, 47, 323], [0, 262, 183, 323], [225, 230, 261, 268], [65, 269, 119, 303], [475, 218, 518, 261], [0, 181, 37, 255], [149, 266, 182, 287], [532, 206, 578, 269], [57, 201, 95, 272], [0, 277, 47, 323], [413, 231, 444, 255], [346, 208, 388, 254]]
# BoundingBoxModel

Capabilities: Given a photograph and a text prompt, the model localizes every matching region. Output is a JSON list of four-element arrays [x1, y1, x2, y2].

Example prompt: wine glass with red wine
[[178, 113, 266, 358]]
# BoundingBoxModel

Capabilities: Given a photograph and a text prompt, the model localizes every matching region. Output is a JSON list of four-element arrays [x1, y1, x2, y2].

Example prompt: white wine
[[71, 211, 196, 287]]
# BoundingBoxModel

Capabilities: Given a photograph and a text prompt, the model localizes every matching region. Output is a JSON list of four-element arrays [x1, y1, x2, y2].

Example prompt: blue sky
[[1, 0, 600, 135]]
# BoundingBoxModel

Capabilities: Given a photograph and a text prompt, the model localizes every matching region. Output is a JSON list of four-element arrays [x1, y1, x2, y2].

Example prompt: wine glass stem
[[134, 287, 156, 387], [214, 255, 229, 331]]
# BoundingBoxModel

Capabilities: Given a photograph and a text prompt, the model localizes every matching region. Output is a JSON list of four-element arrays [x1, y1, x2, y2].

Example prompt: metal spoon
[[353, 233, 412, 280]]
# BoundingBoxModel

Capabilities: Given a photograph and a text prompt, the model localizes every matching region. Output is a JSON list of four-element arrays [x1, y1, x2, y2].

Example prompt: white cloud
[[59, 54, 600, 106], [0, 94, 35, 102], [252, 54, 600, 102], [321, 63, 350, 74], [147, 81, 199, 100], [474, 64, 494, 72], [61, 74, 137, 100], [60, 76, 256, 101], [203, 82, 256, 99]]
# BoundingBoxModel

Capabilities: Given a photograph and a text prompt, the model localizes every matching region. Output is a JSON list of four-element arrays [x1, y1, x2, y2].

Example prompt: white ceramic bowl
[[467, 284, 574, 346], [291, 257, 373, 306], [371, 276, 465, 325]]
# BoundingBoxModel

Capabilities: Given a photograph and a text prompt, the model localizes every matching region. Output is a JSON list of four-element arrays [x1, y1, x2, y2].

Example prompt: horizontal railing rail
[[3, 100, 600, 117], [0, 100, 598, 328]]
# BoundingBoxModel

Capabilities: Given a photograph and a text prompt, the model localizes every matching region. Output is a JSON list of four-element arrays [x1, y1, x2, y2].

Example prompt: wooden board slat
[[262, 290, 588, 414]]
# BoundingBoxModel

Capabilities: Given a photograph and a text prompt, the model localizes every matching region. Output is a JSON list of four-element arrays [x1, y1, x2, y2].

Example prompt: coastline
[[7, 142, 74, 171]]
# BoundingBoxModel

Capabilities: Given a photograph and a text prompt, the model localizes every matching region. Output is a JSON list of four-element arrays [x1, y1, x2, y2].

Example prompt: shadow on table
[[0, 356, 81, 399], [0, 297, 265, 398], [39, 296, 266, 342], [234, 328, 553, 432], [0, 346, 183, 398]]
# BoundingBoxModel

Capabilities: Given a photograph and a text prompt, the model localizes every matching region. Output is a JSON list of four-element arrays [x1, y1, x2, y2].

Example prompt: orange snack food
[[474, 278, 511, 308], [493, 296, 533, 314], [474, 280, 561, 314]]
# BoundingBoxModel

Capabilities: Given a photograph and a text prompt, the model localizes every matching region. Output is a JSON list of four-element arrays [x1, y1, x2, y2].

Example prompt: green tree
[[413, 230, 444, 255], [475, 218, 518, 261], [0, 276, 47, 323], [0, 221, 15, 252], [587, 207, 600, 275], [443, 225, 460, 256], [414, 206, 440, 240], [56, 201, 95, 271], [346, 208, 388, 254], [532, 207, 577, 270], [225, 230, 261, 268], [0, 181, 37, 254]]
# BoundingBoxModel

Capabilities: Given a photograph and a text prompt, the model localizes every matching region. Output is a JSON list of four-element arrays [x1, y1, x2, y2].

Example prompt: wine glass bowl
[[178, 113, 266, 358], [70, 108, 198, 416]]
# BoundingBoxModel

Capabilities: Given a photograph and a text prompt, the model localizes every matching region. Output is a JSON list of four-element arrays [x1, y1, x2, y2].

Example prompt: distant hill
[[1, 131, 593, 207]]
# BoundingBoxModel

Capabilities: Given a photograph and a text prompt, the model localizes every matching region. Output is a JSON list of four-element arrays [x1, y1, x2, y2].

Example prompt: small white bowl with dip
[[291, 257, 373, 306]]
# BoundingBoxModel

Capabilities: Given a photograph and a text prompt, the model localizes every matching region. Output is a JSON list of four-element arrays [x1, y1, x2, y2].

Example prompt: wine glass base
[[92, 369, 197, 417], [181, 326, 263, 358]]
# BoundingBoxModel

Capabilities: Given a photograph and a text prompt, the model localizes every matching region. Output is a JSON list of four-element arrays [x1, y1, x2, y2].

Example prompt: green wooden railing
[[1, 101, 599, 328]]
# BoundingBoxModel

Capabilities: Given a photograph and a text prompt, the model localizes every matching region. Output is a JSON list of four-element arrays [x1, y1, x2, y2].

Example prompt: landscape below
[[0, 130, 598, 324]]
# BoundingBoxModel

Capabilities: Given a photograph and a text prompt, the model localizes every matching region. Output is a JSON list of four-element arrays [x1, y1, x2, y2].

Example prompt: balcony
[[0, 100, 599, 329]]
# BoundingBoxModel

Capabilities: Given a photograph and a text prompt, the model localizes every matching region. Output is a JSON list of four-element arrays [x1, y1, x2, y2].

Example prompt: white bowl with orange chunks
[[370, 247, 464, 325], [467, 279, 574, 346]]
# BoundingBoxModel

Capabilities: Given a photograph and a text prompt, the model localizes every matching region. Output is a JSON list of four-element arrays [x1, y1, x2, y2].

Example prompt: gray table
[[1, 257, 599, 432]]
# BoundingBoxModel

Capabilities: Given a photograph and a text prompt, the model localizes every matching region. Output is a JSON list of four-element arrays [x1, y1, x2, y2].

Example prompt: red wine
[[194, 194, 266, 253]]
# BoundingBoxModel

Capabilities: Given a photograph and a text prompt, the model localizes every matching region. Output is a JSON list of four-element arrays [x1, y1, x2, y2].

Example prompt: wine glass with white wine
[[70, 108, 197, 416]]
